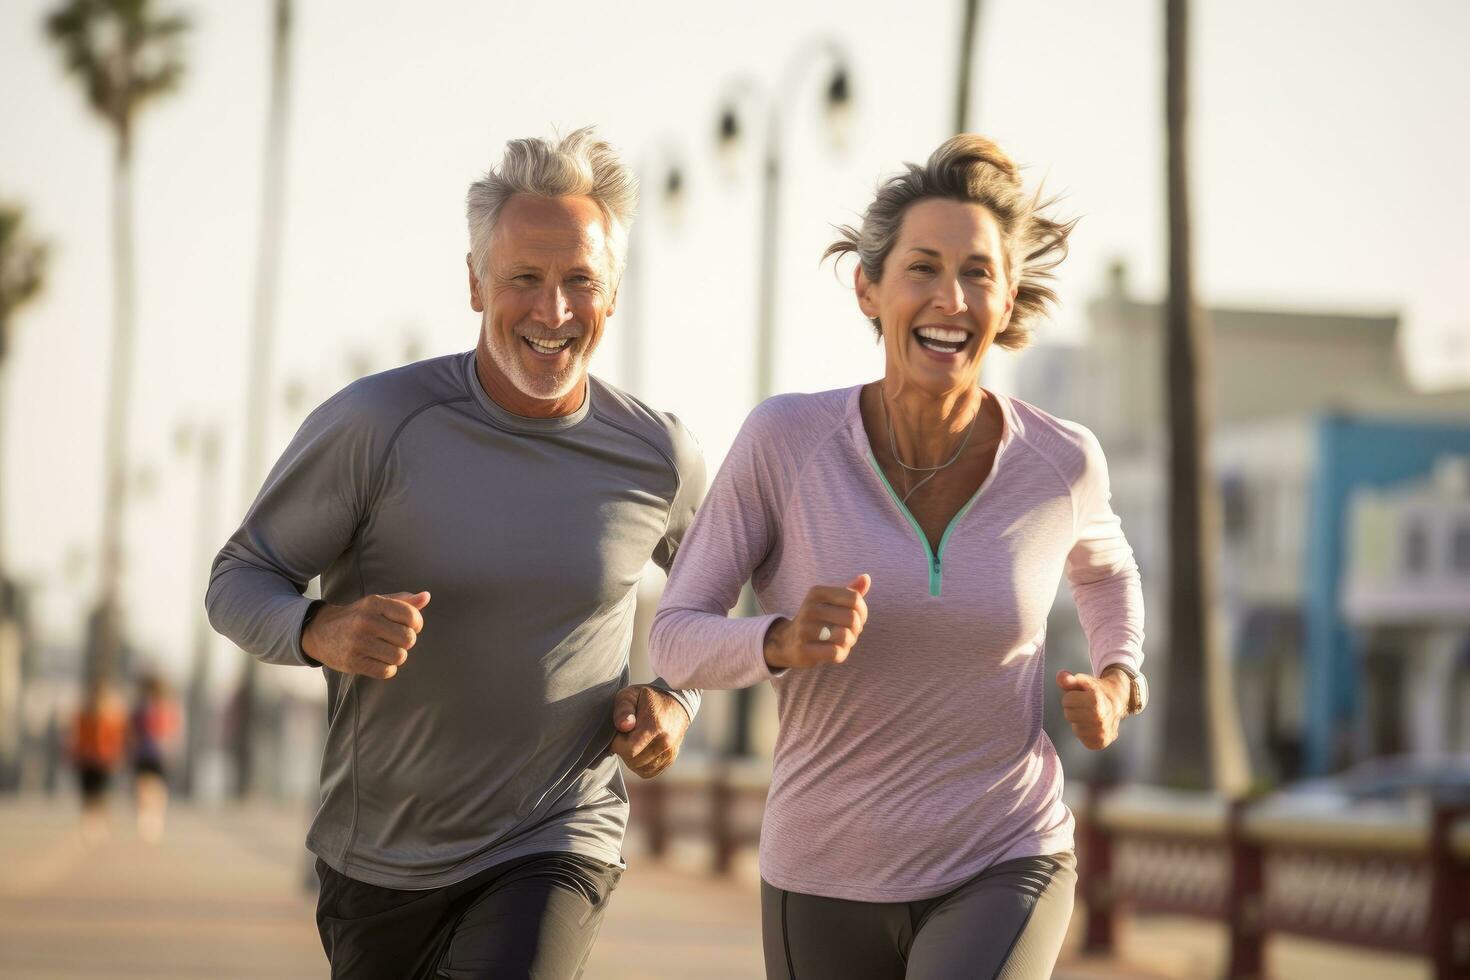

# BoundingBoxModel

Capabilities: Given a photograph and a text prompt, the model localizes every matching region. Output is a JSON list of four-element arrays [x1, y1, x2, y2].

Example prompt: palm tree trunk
[[182, 426, 220, 798], [954, 0, 981, 134], [1159, 0, 1250, 794], [89, 126, 137, 686], [0, 360, 17, 789], [232, 0, 294, 798]]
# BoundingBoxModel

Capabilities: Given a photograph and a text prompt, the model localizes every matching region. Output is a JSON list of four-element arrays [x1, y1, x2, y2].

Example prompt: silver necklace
[[883, 392, 982, 504]]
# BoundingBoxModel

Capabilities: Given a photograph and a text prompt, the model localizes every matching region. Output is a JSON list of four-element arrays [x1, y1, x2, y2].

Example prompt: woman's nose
[[933, 275, 967, 316]]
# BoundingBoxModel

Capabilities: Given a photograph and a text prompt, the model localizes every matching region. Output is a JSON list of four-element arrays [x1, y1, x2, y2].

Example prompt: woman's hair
[[823, 134, 1075, 352]]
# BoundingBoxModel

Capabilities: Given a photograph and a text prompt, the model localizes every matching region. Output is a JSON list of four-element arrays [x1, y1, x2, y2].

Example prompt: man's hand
[[610, 685, 691, 780], [303, 592, 430, 679], [763, 574, 871, 671], [1056, 668, 1130, 750]]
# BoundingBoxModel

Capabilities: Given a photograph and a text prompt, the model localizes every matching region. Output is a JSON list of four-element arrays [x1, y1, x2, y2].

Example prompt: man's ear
[[855, 265, 880, 320], [466, 252, 485, 313]]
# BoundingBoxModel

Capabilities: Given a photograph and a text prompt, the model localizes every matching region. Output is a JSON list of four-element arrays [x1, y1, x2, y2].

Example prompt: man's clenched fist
[[610, 685, 691, 780], [303, 591, 430, 679]]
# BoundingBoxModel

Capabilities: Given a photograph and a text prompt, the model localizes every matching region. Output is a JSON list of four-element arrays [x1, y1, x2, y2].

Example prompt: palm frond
[[0, 201, 50, 338], [42, 0, 190, 127]]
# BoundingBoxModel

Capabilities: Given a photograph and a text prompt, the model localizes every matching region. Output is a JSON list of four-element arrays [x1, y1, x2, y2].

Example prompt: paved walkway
[[0, 797, 1430, 979]]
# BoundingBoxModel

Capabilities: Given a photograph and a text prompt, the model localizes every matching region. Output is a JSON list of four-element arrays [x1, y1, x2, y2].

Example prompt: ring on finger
[[818, 626, 832, 642]]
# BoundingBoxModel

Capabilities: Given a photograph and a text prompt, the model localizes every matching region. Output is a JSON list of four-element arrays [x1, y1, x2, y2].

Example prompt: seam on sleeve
[[593, 410, 683, 542], [776, 409, 849, 532], [1011, 429, 1083, 540], [364, 396, 473, 514]]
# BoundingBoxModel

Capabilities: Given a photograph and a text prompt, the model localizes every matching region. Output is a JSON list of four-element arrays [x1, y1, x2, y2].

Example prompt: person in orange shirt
[[69, 677, 127, 842]]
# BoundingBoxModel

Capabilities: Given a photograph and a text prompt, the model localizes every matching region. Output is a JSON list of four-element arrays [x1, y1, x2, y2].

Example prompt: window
[[1452, 522, 1470, 574], [1403, 521, 1430, 575]]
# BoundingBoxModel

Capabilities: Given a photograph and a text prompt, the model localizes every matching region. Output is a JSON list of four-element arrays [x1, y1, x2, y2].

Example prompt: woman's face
[[857, 199, 1016, 398]]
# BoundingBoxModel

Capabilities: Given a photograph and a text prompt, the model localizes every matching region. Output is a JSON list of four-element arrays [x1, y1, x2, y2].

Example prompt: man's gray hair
[[466, 127, 638, 282]]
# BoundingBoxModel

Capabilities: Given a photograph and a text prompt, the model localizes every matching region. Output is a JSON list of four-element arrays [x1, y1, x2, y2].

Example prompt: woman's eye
[[910, 264, 934, 274], [966, 268, 991, 279]]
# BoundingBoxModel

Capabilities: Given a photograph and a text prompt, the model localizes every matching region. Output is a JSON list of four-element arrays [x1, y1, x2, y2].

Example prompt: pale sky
[[3, 0, 1467, 685]]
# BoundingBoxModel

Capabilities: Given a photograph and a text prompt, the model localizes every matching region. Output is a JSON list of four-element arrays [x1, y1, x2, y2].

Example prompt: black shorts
[[315, 851, 621, 980], [77, 765, 111, 800], [134, 757, 166, 778]]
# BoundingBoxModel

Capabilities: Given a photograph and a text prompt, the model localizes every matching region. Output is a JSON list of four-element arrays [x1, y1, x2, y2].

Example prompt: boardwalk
[[0, 797, 1428, 979]]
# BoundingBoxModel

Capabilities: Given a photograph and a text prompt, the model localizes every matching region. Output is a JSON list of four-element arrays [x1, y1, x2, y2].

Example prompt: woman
[[648, 134, 1146, 979]]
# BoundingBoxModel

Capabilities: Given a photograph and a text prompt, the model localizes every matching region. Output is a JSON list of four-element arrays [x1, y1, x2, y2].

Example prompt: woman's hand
[[763, 575, 872, 670], [1056, 668, 1130, 750]]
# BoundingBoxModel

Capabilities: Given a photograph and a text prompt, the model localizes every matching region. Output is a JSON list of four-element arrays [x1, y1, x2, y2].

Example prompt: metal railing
[[626, 753, 768, 874], [1076, 782, 1470, 980], [628, 769, 1470, 978]]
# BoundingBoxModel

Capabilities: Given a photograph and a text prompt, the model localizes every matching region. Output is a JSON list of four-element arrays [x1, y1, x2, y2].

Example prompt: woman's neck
[[879, 379, 986, 469]]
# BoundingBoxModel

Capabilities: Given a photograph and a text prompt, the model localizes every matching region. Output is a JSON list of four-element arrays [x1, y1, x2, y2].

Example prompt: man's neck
[[474, 346, 587, 419]]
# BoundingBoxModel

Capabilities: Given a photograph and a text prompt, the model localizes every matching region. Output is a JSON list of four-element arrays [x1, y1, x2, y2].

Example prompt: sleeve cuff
[[749, 613, 788, 683], [295, 599, 327, 668]]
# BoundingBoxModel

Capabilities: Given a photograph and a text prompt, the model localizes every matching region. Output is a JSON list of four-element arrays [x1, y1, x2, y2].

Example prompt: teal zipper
[[865, 452, 984, 597]]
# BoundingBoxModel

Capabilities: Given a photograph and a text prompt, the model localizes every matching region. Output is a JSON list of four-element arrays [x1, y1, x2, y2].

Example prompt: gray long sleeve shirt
[[206, 351, 705, 888]]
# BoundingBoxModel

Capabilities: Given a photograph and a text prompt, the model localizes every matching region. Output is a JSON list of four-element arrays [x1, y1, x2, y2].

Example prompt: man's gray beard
[[486, 331, 585, 401]]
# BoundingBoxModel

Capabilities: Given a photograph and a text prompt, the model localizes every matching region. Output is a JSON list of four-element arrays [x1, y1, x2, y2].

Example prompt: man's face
[[469, 193, 618, 413]]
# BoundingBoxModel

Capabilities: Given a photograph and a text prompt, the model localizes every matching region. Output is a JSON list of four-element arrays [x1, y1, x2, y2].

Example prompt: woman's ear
[[998, 277, 1019, 332], [855, 264, 880, 320]]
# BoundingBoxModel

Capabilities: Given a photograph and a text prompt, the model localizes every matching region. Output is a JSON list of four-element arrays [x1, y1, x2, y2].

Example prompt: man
[[206, 128, 704, 979]]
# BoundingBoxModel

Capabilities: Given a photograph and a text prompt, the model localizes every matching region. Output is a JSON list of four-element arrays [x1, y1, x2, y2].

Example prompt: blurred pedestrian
[[206, 128, 703, 979], [69, 676, 126, 843], [651, 134, 1150, 980], [129, 672, 180, 842]]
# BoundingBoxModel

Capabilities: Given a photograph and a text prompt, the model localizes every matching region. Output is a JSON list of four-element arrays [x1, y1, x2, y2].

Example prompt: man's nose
[[532, 280, 573, 327]]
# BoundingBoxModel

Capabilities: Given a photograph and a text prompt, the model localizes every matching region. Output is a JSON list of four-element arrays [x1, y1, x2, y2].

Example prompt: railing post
[[1079, 779, 1116, 953], [1226, 796, 1265, 980], [712, 771, 735, 875], [644, 779, 668, 859], [1428, 802, 1470, 980]]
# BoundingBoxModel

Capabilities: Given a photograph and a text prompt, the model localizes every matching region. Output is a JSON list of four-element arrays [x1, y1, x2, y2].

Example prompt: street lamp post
[[176, 421, 221, 798], [715, 41, 853, 757], [622, 149, 686, 398]]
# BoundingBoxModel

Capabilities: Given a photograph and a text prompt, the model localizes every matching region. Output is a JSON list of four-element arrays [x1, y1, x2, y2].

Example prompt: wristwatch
[[1103, 664, 1149, 716]]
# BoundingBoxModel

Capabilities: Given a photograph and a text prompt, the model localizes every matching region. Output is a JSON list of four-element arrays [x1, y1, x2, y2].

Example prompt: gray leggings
[[760, 851, 1076, 980]]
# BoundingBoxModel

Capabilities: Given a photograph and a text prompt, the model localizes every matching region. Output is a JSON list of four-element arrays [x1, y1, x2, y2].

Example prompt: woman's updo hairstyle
[[823, 134, 1075, 352]]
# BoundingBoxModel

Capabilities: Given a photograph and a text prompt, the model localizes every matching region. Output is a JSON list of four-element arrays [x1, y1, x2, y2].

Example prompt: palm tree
[[0, 203, 49, 583], [1159, 0, 1250, 795], [44, 0, 189, 684], [0, 201, 49, 790]]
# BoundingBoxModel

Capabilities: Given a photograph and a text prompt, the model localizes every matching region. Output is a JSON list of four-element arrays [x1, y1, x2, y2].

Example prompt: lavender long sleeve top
[[649, 385, 1144, 902]]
